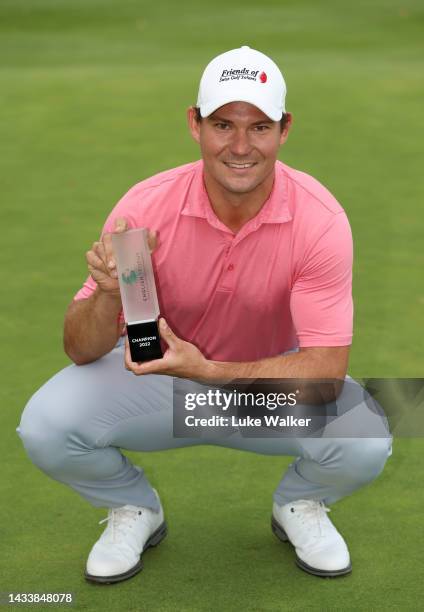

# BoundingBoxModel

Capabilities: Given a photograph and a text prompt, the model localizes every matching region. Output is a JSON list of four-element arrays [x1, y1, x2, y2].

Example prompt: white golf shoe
[[85, 491, 167, 584], [271, 499, 351, 577]]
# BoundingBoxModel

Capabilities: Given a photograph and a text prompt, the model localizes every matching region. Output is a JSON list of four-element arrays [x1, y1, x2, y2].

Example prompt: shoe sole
[[84, 520, 168, 585], [271, 516, 352, 578]]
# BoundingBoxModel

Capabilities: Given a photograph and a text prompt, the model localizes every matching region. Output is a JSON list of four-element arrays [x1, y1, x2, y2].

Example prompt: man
[[17, 46, 391, 583]]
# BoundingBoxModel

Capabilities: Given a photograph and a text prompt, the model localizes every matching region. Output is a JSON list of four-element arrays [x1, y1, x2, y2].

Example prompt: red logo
[[259, 71, 267, 83]]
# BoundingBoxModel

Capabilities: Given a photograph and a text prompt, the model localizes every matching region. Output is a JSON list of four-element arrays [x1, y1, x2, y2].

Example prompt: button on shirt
[[74, 160, 353, 362]]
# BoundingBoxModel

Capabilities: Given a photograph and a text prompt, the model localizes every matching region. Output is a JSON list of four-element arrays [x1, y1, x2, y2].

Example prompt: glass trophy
[[112, 228, 163, 362]]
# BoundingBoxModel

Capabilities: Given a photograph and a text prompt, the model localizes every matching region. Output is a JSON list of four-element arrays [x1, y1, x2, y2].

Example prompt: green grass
[[1, 1, 423, 610], [2, 441, 424, 611]]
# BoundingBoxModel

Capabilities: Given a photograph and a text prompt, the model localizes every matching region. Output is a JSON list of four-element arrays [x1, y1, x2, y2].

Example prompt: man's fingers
[[130, 360, 168, 375], [86, 249, 107, 274], [125, 338, 167, 375], [92, 241, 117, 278], [159, 318, 178, 348], [114, 217, 128, 233], [124, 339, 131, 369], [92, 222, 154, 284], [103, 218, 128, 272], [147, 229, 158, 253], [92, 241, 107, 264], [102, 233, 116, 271]]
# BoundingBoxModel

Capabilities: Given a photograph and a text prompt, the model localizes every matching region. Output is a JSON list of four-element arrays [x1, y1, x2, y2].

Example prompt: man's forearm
[[204, 348, 349, 404], [206, 347, 349, 381], [63, 289, 123, 365], [125, 320, 350, 404]]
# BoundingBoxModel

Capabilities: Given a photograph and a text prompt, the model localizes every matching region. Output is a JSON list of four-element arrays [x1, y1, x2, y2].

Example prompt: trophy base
[[127, 319, 163, 363]]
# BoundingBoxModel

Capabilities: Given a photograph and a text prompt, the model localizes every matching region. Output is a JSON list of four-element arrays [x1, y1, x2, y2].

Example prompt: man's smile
[[223, 161, 258, 171]]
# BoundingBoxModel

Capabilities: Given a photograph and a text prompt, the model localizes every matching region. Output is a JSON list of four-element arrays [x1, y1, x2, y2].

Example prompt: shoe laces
[[99, 506, 143, 543], [291, 500, 331, 537]]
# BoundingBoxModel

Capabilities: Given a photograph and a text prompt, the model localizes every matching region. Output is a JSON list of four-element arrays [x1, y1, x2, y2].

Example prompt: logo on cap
[[259, 71, 267, 83], [219, 68, 260, 83]]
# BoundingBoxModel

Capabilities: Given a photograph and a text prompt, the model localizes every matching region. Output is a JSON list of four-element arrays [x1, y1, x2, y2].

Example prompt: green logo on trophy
[[122, 269, 137, 285]]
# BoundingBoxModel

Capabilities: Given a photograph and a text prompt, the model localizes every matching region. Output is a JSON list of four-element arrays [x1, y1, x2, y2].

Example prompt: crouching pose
[[18, 46, 392, 583]]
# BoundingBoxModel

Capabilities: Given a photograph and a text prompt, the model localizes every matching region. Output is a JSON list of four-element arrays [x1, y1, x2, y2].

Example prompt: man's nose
[[229, 129, 252, 157]]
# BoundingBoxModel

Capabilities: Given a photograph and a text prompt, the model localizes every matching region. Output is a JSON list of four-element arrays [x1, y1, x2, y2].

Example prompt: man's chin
[[219, 177, 262, 195]]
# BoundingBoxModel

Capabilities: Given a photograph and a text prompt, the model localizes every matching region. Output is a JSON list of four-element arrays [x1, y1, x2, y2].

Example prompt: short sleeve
[[290, 212, 353, 347], [73, 274, 98, 301]]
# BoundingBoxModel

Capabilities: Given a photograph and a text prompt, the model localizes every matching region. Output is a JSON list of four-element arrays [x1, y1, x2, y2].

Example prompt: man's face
[[188, 102, 291, 196]]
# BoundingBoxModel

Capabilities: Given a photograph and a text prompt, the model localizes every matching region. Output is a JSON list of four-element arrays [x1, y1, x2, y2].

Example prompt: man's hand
[[125, 318, 211, 380], [85, 218, 158, 295]]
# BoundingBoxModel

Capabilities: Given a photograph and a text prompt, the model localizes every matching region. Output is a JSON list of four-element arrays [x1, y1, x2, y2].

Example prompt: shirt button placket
[[220, 241, 236, 290]]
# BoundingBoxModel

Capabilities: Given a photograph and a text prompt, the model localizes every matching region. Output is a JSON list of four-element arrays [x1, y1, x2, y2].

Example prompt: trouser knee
[[326, 437, 392, 486], [347, 437, 392, 485], [17, 386, 88, 479]]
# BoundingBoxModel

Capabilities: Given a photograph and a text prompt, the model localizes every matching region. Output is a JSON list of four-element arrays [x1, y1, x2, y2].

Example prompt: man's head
[[196, 45, 287, 121], [188, 46, 291, 197]]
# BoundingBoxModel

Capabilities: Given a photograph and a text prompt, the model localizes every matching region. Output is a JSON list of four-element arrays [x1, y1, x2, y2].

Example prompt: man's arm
[[64, 218, 158, 365], [63, 217, 129, 365], [124, 317, 350, 381], [207, 345, 349, 380], [64, 289, 123, 365]]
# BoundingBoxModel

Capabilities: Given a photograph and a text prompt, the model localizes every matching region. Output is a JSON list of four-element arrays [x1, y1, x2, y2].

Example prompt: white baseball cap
[[196, 46, 286, 121]]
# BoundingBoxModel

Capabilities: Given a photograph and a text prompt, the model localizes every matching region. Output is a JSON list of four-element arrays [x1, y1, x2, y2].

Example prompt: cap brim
[[200, 93, 283, 121]]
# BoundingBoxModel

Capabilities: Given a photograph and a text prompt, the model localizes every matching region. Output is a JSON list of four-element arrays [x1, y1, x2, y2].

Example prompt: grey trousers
[[17, 340, 392, 513]]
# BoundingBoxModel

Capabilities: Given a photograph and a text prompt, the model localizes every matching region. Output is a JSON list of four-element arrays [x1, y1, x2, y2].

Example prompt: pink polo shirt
[[74, 160, 353, 361]]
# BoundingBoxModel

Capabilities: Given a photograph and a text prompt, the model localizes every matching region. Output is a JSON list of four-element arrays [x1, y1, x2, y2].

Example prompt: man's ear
[[187, 106, 201, 144], [279, 112, 293, 145]]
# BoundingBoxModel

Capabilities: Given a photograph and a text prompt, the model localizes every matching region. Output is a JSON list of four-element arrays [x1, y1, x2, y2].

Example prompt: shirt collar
[[181, 160, 292, 227]]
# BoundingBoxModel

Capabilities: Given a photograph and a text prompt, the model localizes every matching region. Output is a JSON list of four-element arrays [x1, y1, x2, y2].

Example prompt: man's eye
[[254, 125, 270, 132], [215, 123, 230, 130]]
